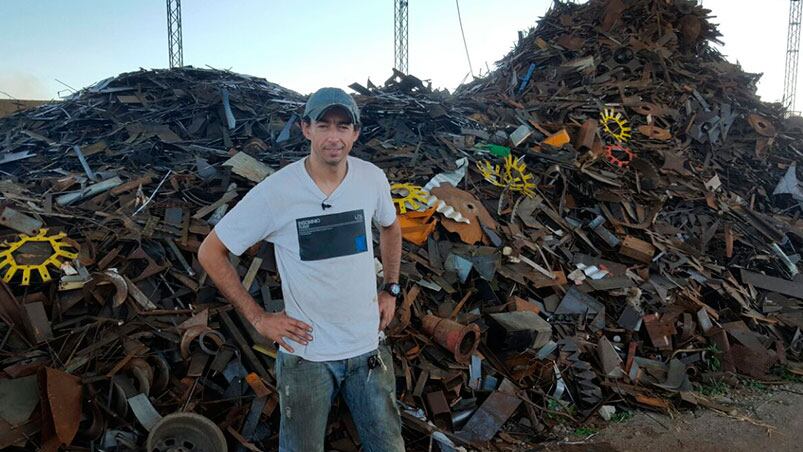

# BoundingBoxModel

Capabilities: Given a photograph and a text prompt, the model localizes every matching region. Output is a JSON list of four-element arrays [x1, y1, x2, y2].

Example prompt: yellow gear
[[390, 183, 430, 214], [0, 228, 79, 286], [476, 154, 536, 198], [600, 108, 632, 142]]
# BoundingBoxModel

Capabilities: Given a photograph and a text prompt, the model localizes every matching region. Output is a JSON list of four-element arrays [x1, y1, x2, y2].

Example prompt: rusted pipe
[[421, 315, 480, 364]]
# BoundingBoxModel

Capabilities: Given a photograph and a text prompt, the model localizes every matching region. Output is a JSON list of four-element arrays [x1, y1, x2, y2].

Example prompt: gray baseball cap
[[303, 87, 361, 125]]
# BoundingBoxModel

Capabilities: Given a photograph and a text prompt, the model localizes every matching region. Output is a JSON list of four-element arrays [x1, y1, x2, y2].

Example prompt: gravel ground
[[541, 383, 803, 452]]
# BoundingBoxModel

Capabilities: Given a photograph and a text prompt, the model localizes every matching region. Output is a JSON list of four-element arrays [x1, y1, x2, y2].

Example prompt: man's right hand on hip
[[251, 311, 313, 353]]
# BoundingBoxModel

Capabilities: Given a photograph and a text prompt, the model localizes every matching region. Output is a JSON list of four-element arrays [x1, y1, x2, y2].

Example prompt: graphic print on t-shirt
[[296, 209, 368, 261]]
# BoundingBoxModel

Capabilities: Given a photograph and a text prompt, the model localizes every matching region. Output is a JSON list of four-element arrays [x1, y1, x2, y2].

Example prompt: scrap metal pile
[[1, 0, 802, 450]]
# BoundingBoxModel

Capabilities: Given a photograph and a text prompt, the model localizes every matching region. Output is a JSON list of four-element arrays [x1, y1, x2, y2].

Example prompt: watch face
[[387, 284, 400, 296]]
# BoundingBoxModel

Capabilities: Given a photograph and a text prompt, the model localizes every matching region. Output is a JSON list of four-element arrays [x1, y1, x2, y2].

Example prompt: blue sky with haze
[[0, 1, 791, 108]]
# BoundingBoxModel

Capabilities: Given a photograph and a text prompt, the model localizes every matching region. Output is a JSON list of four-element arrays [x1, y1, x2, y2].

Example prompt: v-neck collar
[[301, 156, 352, 200]]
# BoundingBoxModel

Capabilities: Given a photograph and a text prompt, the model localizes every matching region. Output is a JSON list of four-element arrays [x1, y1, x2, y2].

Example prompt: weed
[[773, 366, 803, 384], [704, 344, 722, 372], [545, 399, 576, 422], [573, 426, 598, 437], [698, 379, 729, 397], [611, 410, 634, 423], [741, 378, 768, 391]]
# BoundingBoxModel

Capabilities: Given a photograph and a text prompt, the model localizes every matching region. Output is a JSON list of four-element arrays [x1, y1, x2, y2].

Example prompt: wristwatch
[[382, 282, 401, 298]]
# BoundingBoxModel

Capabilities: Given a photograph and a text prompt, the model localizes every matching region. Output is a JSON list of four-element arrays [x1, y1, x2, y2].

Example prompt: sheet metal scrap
[[0, 0, 802, 449]]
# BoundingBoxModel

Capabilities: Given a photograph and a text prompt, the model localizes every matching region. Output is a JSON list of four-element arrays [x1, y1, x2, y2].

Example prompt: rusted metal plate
[[0, 206, 42, 235], [740, 269, 803, 300], [425, 391, 452, 430], [637, 125, 672, 141], [459, 380, 521, 443], [643, 314, 675, 350], [22, 302, 52, 344], [38, 367, 82, 452], [746, 114, 776, 137]]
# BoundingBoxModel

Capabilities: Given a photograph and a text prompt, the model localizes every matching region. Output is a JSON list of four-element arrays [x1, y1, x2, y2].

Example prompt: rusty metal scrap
[[0, 1, 801, 450]]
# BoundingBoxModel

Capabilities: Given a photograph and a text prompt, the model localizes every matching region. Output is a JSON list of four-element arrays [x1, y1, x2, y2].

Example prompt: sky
[[0, 1, 793, 108]]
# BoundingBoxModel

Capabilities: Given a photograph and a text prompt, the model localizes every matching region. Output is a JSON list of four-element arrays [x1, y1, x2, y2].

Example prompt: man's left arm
[[378, 218, 402, 330]]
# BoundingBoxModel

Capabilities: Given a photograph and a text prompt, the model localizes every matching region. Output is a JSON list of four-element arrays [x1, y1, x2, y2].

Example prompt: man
[[198, 87, 404, 452]]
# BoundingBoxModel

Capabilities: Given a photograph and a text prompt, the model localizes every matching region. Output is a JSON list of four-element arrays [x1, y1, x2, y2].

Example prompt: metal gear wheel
[[605, 144, 635, 168], [0, 228, 79, 285], [390, 183, 430, 214], [477, 154, 536, 197], [600, 108, 632, 142]]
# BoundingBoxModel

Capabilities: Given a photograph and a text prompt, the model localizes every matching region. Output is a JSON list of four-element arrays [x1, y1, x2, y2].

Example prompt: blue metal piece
[[445, 253, 473, 283], [517, 63, 537, 94], [277, 113, 298, 143], [220, 88, 236, 130], [469, 354, 482, 390], [73, 145, 97, 181], [481, 375, 498, 392]]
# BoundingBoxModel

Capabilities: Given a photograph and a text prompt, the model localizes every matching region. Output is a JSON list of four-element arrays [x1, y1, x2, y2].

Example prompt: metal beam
[[784, 0, 802, 115], [167, 0, 184, 69], [394, 0, 409, 74]]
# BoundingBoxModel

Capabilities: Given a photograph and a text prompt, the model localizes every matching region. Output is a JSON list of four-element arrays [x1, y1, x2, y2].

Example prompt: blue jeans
[[275, 344, 405, 452]]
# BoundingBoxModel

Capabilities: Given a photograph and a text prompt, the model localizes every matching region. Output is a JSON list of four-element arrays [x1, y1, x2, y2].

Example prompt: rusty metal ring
[[110, 375, 137, 418], [198, 329, 225, 355], [180, 325, 225, 359], [97, 270, 129, 307], [124, 358, 154, 396], [77, 397, 106, 441], [148, 354, 171, 394], [83, 269, 128, 307], [180, 325, 211, 360]]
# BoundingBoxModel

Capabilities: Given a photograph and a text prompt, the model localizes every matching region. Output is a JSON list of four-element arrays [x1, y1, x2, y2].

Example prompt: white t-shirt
[[214, 156, 397, 361]]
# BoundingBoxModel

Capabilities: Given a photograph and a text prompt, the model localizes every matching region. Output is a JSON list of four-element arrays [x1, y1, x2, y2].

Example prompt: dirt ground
[[542, 383, 803, 452]]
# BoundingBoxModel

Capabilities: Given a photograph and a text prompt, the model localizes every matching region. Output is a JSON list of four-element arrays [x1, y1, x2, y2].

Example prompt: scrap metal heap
[[0, 1, 802, 450]]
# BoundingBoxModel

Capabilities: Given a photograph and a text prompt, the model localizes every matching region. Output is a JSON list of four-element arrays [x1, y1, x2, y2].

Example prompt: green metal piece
[[476, 143, 511, 158]]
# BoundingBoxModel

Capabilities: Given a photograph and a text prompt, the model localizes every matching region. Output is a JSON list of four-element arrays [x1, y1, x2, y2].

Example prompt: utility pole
[[784, 0, 802, 115], [167, 0, 184, 68], [394, 0, 409, 73]]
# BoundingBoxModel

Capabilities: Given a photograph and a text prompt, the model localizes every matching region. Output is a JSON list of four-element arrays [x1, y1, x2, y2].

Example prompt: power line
[[455, 0, 474, 78]]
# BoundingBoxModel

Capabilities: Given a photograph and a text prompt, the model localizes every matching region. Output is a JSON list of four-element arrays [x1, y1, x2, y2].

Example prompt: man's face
[[301, 107, 360, 167]]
